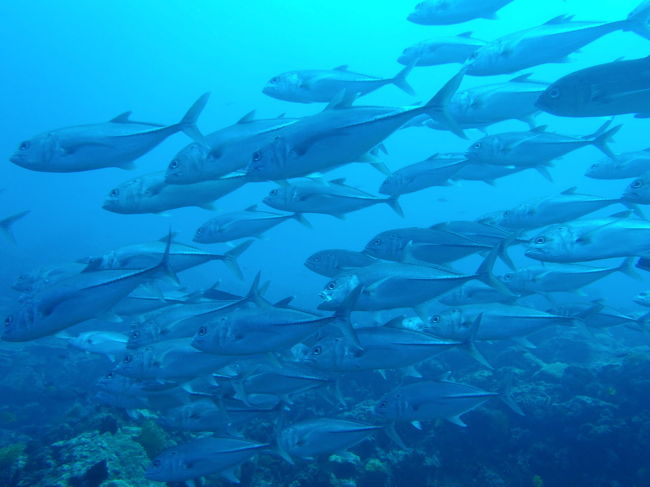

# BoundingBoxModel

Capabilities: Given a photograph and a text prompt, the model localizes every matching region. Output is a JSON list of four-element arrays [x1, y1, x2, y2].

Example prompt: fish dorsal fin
[[457, 31, 474, 38], [237, 110, 256, 124], [325, 89, 357, 110], [544, 14, 574, 25], [110, 111, 132, 123], [510, 73, 532, 83], [561, 186, 577, 195], [333, 65, 349, 71], [245, 204, 258, 212], [531, 125, 547, 133], [329, 178, 346, 186]]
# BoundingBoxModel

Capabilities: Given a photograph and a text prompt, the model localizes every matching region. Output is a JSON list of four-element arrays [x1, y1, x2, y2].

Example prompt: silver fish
[[374, 378, 522, 428], [10, 94, 209, 172], [82, 238, 251, 279], [500, 259, 635, 296], [278, 418, 381, 463], [466, 7, 650, 76], [398, 33, 485, 66], [413, 74, 546, 131], [263, 64, 414, 103], [537, 56, 650, 117], [194, 205, 307, 243], [587, 149, 650, 180], [305, 249, 377, 277], [427, 304, 575, 343], [465, 122, 620, 170], [114, 338, 233, 381], [63, 331, 128, 360], [145, 437, 267, 483], [407, 0, 514, 25], [263, 178, 403, 218], [379, 153, 468, 196], [103, 171, 246, 214], [490, 187, 626, 230], [303, 323, 463, 373], [363, 226, 492, 265], [526, 216, 650, 262]]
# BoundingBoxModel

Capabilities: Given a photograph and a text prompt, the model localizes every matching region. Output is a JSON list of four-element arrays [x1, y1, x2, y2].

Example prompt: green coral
[[0, 442, 26, 470], [532, 474, 544, 487], [133, 420, 169, 458]]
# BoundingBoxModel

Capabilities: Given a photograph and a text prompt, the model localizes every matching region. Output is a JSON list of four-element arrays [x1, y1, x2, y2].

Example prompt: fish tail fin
[[475, 243, 514, 297], [292, 213, 312, 228], [0, 210, 29, 243], [333, 285, 362, 348], [461, 313, 493, 369], [636, 311, 650, 328], [178, 92, 210, 145], [153, 229, 180, 286], [391, 61, 416, 96], [619, 257, 641, 279], [588, 120, 622, 160], [500, 371, 525, 416], [421, 68, 466, 139], [384, 196, 404, 217], [222, 240, 253, 280], [625, 1, 650, 39]]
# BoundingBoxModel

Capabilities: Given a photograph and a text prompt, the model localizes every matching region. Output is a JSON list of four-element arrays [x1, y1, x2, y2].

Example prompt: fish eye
[[372, 238, 382, 246], [379, 400, 388, 408], [19, 141, 30, 151], [326, 281, 337, 291], [153, 459, 161, 467], [123, 354, 133, 363], [131, 330, 140, 338], [4, 315, 13, 326], [472, 142, 481, 150], [110, 189, 119, 197], [252, 151, 263, 162], [105, 372, 114, 379], [169, 159, 179, 169], [198, 326, 208, 337], [548, 88, 561, 99], [503, 210, 511, 216], [270, 77, 279, 83], [503, 273, 513, 281], [431, 315, 440, 324], [312, 345, 322, 356], [631, 179, 643, 189], [534, 236, 546, 245], [312, 256, 320, 262], [196, 228, 203, 235], [270, 189, 279, 196]]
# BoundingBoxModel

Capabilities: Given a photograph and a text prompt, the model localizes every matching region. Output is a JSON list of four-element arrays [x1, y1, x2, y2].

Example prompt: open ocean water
[[1, 0, 650, 486]]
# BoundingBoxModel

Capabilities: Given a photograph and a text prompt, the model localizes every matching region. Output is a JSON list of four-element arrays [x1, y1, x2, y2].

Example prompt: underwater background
[[2, 0, 650, 486]]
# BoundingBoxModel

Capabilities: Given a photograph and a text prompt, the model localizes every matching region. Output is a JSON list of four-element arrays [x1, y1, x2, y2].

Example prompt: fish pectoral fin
[[446, 415, 467, 427], [410, 420, 423, 430]]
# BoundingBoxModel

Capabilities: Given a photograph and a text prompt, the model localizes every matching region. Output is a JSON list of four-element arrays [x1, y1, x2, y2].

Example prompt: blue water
[[2, 0, 650, 486]]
